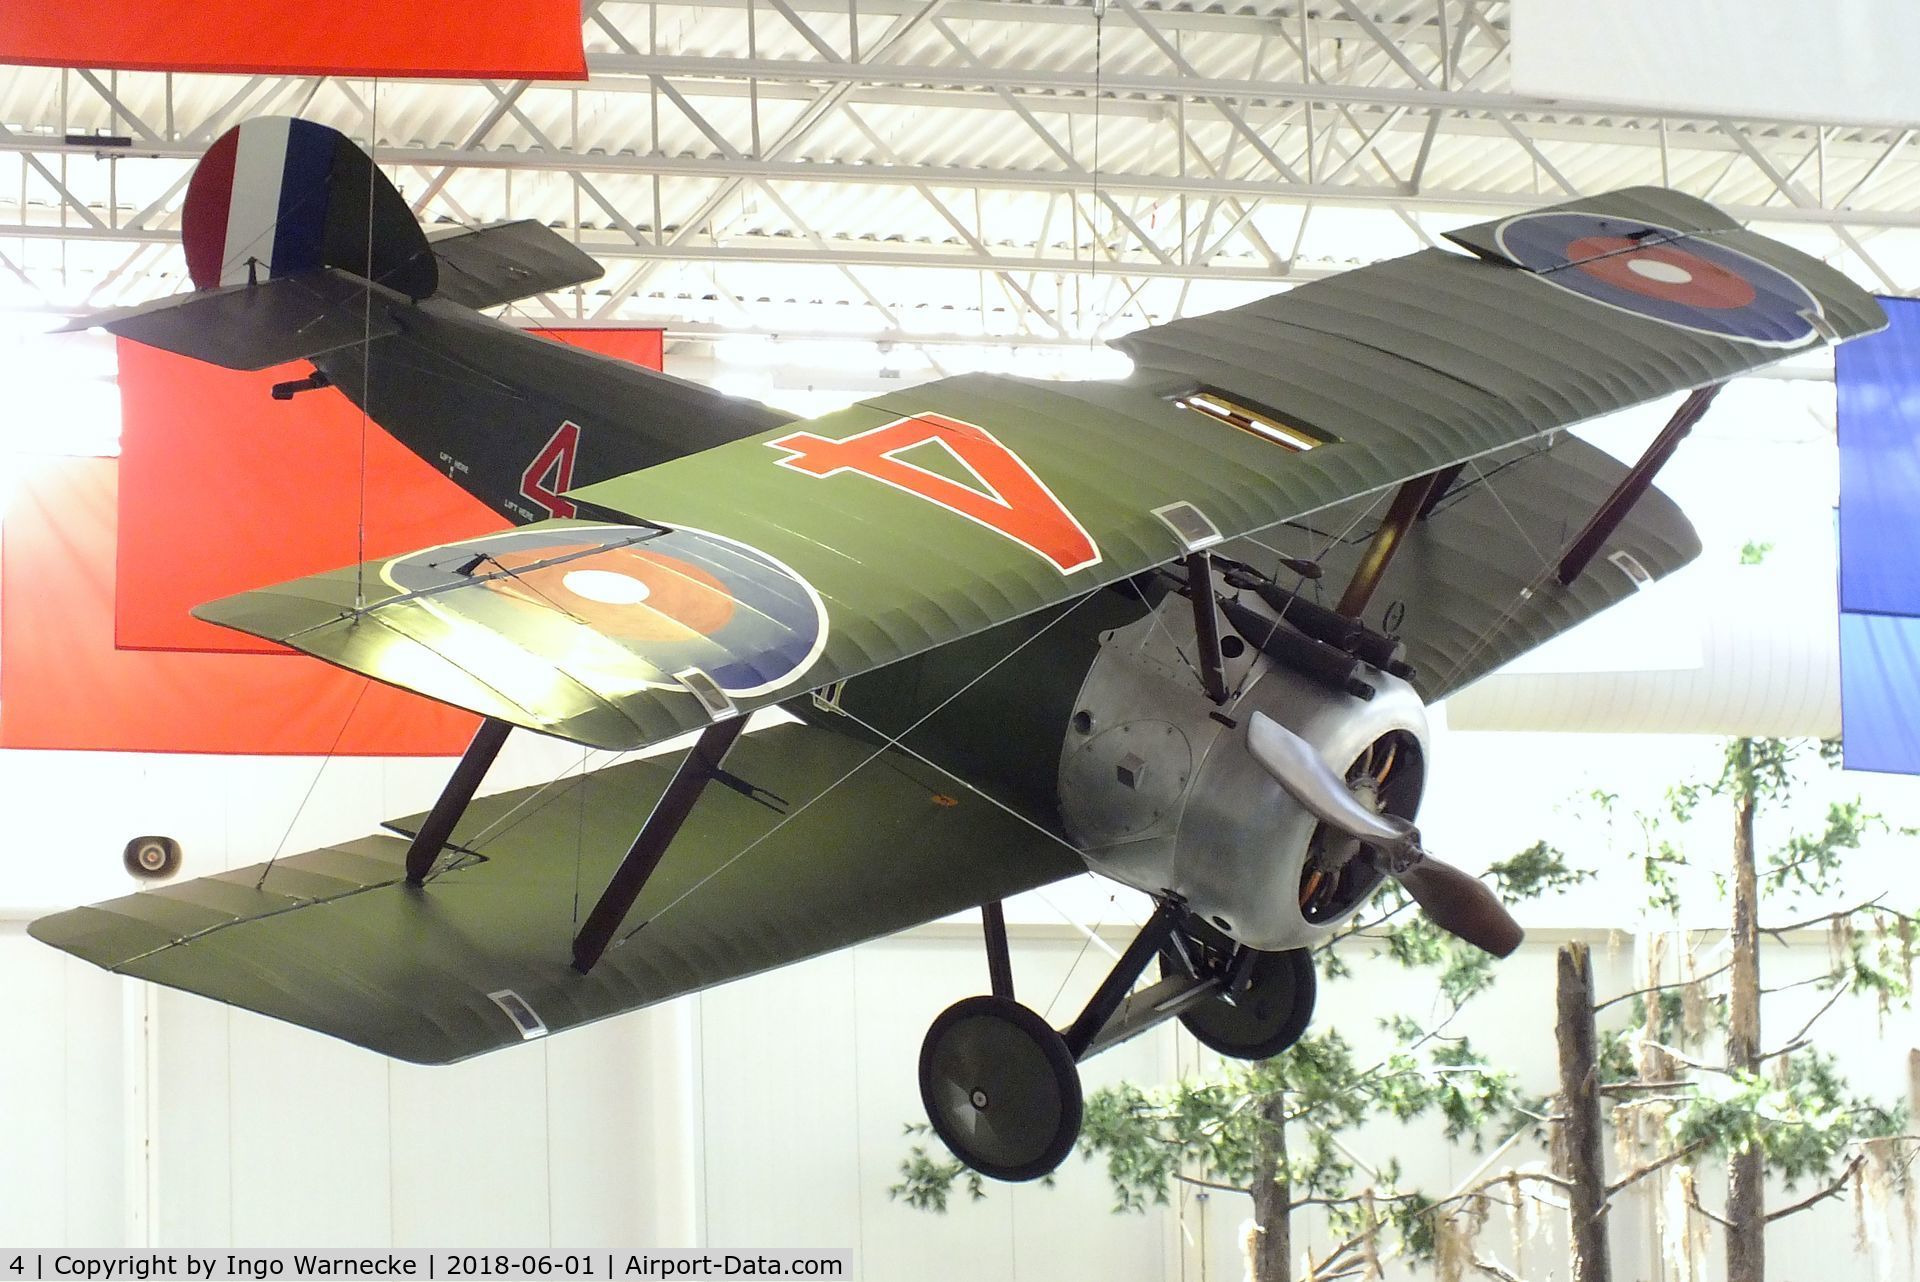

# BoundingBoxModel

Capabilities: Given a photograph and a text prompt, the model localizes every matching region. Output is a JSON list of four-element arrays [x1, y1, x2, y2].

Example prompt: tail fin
[[181, 115, 438, 299], [68, 117, 602, 371]]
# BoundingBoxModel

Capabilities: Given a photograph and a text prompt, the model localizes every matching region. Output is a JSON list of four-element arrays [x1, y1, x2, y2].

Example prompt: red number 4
[[769, 412, 1101, 574], [522, 421, 581, 518]]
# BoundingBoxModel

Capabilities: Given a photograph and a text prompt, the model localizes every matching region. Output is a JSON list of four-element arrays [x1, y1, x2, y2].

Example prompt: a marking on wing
[[768, 412, 1102, 575]]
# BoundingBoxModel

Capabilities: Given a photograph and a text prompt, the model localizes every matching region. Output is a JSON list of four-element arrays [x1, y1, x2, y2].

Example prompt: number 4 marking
[[522, 421, 581, 518], [769, 412, 1102, 574]]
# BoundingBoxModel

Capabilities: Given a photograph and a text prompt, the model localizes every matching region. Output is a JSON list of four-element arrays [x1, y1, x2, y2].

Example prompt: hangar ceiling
[[3, 0, 1919, 353]]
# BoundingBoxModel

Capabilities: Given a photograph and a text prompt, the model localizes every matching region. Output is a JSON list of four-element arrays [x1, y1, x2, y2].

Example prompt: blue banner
[[1837, 296, 1920, 616], [1837, 296, 1920, 773]]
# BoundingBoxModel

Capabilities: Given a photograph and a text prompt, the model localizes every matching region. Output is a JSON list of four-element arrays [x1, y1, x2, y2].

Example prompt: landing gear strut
[[917, 899, 1319, 1181], [1161, 924, 1317, 1061]]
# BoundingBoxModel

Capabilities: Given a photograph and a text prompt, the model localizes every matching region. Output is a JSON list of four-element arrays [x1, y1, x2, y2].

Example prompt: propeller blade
[[1245, 711, 1524, 958], [1393, 856, 1526, 959], [1246, 711, 1414, 850]]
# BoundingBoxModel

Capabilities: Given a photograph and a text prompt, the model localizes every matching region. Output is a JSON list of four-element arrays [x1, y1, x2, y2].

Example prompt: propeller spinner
[[1246, 711, 1524, 958]]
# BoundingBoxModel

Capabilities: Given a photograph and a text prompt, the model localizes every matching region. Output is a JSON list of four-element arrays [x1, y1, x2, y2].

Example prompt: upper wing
[[194, 187, 1882, 753], [1110, 187, 1882, 447], [28, 716, 1082, 1064], [1230, 431, 1702, 705]]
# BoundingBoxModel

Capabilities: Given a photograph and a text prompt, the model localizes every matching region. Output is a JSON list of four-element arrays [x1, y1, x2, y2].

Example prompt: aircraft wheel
[[1164, 943, 1316, 1060], [918, 994, 1083, 1182]]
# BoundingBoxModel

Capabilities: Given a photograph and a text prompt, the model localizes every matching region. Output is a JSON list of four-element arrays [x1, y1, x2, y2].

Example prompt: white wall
[[9, 906, 1915, 1277]]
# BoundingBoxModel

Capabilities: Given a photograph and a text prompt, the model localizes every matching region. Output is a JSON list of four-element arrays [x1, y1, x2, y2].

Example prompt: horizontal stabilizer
[[29, 720, 1081, 1063], [62, 270, 399, 371], [429, 220, 605, 310]]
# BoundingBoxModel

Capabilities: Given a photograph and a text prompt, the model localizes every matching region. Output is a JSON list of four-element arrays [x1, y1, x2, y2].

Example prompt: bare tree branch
[[1765, 1155, 1866, 1223], [1600, 1079, 1695, 1095], [1606, 1139, 1708, 1198], [1687, 1182, 1734, 1229], [1172, 1171, 1249, 1196], [1594, 960, 1734, 1012], [1760, 979, 1851, 1063], [1761, 972, 1844, 996], [1762, 895, 1920, 939]]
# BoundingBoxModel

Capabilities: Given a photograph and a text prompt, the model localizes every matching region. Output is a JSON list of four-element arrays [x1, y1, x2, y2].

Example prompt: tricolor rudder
[[180, 116, 437, 299]]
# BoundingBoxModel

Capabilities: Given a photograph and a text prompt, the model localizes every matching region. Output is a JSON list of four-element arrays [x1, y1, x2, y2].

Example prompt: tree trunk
[[1555, 943, 1612, 1282], [1726, 742, 1766, 1282], [1248, 1091, 1292, 1282]]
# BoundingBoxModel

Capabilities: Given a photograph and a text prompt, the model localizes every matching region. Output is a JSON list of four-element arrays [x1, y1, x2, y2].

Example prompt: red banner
[[0, 1, 585, 79], [0, 326, 664, 755], [114, 328, 665, 654], [0, 459, 482, 754]]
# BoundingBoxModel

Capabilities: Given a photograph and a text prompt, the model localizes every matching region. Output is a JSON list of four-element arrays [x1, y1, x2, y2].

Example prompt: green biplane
[[35, 116, 1885, 1181]]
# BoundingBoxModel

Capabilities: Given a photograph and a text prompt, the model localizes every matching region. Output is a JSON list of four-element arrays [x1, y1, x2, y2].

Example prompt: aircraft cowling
[[1057, 591, 1428, 952]]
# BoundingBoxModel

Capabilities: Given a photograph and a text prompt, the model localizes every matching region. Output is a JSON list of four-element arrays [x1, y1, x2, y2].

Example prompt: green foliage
[[1062, 1023, 1527, 1235], [889, 1127, 985, 1212], [1739, 540, 1774, 565], [1765, 799, 1879, 897], [1586, 787, 1688, 914], [1668, 1054, 1904, 1187], [1595, 736, 1917, 1219]]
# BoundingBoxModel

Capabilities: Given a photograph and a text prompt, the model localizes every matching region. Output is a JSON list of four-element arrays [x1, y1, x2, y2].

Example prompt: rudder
[[181, 116, 437, 299]]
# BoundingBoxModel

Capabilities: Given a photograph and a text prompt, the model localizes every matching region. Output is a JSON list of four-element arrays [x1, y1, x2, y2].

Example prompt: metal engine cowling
[[1058, 591, 1428, 951]]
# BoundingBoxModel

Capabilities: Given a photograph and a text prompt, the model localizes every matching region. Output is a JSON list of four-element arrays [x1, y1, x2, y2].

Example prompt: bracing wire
[[255, 679, 372, 890], [1090, 0, 1105, 300], [611, 587, 1110, 949], [355, 79, 380, 609], [571, 744, 589, 927]]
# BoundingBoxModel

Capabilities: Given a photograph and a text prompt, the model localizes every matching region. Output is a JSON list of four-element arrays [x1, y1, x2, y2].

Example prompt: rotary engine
[[1058, 581, 1429, 952]]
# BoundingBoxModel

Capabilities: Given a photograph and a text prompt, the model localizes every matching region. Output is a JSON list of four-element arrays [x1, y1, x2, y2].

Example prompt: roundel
[[1493, 211, 1823, 347], [382, 525, 828, 697]]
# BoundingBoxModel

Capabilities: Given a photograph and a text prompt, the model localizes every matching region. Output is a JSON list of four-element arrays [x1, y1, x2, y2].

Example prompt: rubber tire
[[918, 994, 1084, 1182], [1165, 945, 1316, 1061], [123, 835, 182, 880]]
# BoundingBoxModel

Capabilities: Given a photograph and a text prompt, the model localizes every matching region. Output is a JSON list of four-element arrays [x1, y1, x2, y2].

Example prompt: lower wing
[[29, 716, 1082, 1063]]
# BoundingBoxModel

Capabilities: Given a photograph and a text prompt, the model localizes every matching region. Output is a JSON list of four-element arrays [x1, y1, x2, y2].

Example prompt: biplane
[[33, 117, 1885, 1182]]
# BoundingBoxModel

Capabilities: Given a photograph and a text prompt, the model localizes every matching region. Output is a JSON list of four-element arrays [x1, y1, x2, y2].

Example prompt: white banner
[[1512, 0, 1920, 127]]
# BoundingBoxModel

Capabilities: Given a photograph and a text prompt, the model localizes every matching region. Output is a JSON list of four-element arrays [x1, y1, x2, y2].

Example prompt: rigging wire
[[433, 743, 636, 871], [572, 744, 589, 927], [254, 678, 372, 890], [609, 586, 1111, 950], [1431, 454, 1583, 693], [1089, 0, 1105, 302], [355, 79, 380, 610]]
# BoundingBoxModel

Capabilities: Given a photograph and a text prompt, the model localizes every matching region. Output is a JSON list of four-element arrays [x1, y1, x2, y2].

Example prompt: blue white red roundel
[[1494, 211, 1823, 347], [381, 525, 828, 698]]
